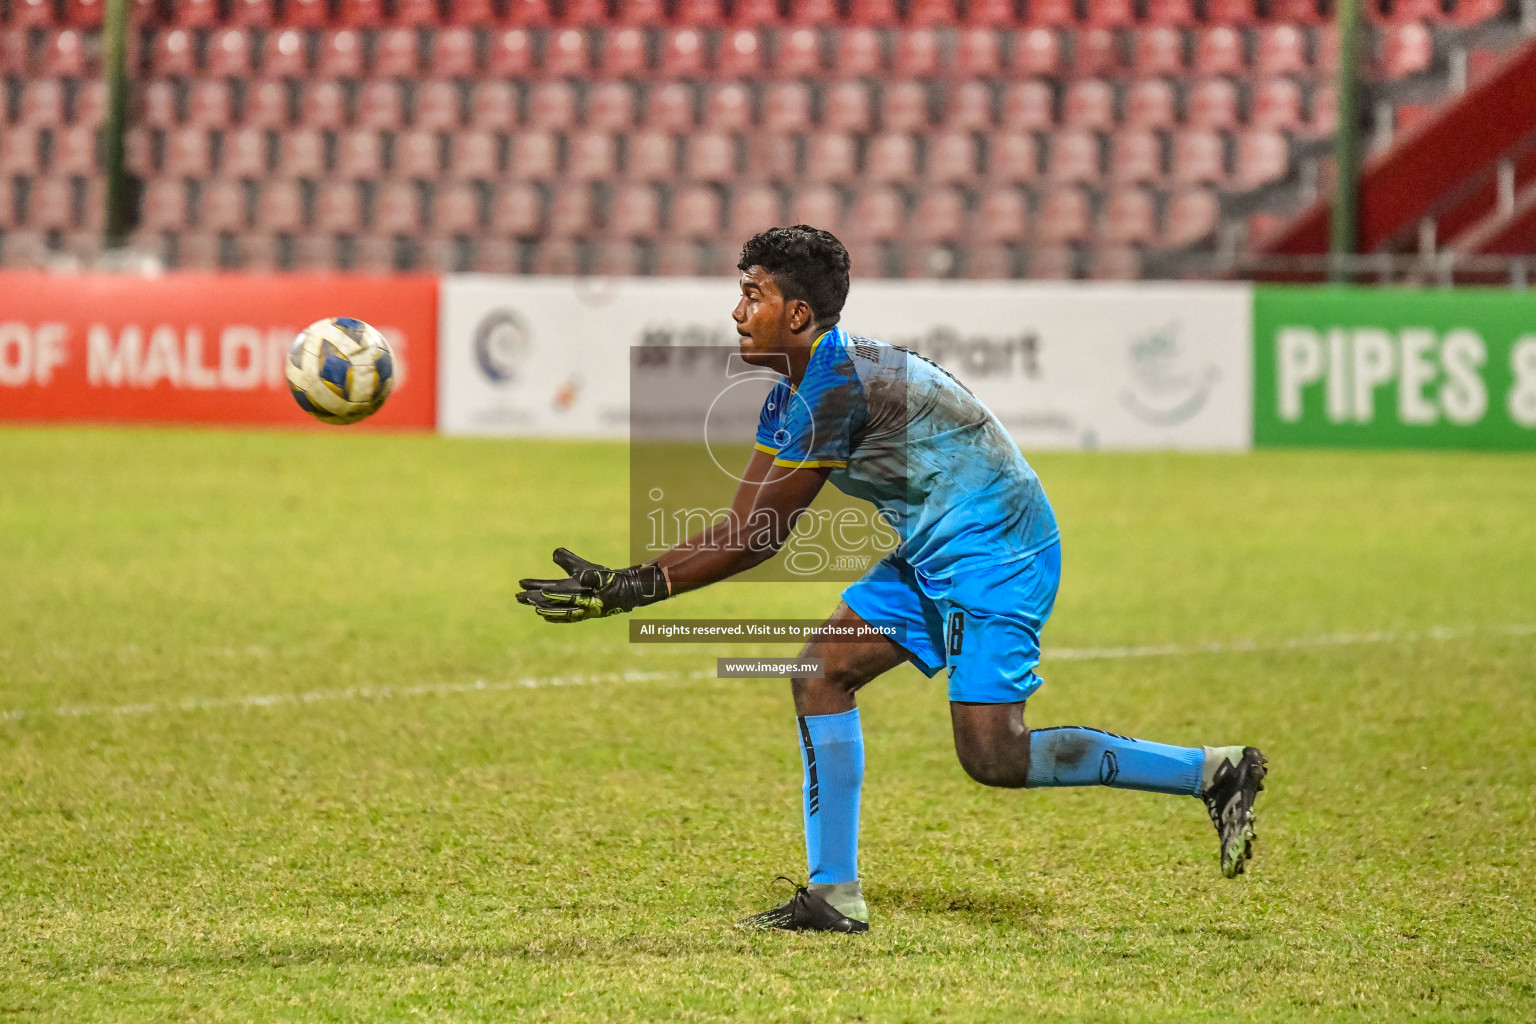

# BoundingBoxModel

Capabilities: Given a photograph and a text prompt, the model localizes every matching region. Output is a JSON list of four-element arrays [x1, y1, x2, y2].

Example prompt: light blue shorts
[[841, 541, 1061, 704]]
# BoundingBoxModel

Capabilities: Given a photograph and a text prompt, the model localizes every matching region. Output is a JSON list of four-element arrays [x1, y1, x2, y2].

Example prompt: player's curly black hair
[[737, 225, 851, 327]]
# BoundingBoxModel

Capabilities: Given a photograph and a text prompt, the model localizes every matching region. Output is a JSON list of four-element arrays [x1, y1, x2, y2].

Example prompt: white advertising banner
[[440, 276, 1253, 450]]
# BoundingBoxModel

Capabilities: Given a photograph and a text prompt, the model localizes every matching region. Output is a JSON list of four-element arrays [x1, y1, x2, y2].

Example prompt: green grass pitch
[[2, 426, 1534, 1022]]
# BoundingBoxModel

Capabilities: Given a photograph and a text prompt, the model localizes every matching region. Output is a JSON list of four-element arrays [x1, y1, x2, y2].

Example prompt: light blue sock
[[798, 709, 864, 885], [1026, 726, 1204, 797]]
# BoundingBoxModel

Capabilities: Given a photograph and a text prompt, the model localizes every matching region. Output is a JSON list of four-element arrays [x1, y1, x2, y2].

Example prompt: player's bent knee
[[955, 742, 1030, 788]]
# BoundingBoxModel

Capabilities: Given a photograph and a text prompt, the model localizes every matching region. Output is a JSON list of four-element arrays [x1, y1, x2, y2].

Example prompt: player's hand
[[516, 548, 669, 623]]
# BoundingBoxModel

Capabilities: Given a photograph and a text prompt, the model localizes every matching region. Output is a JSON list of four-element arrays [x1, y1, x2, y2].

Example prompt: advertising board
[[0, 273, 438, 429]]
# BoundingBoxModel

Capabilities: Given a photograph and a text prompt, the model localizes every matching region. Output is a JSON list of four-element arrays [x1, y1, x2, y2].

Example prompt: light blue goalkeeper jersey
[[754, 325, 1059, 582]]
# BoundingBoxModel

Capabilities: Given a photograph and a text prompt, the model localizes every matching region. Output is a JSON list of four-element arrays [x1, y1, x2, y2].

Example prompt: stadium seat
[[10, 0, 56, 27], [908, 0, 959, 25], [228, 0, 276, 26], [1306, 83, 1336, 136], [683, 132, 736, 183], [163, 126, 213, 176], [355, 80, 405, 130], [601, 26, 650, 77], [790, 0, 838, 26], [1193, 26, 1245, 75], [276, 127, 325, 177], [470, 237, 518, 273], [1270, 0, 1322, 20], [1124, 78, 1176, 128], [910, 187, 966, 242], [647, 83, 696, 131], [219, 127, 269, 176], [833, 27, 886, 76], [140, 81, 179, 128], [74, 81, 108, 126], [1161, 187, 1218, 247], [335, 130, 385, 178], [704, 83, 754, 132], [1449, 0, 1504, 24], [348, 235, 397, 273], [1133, 27, 1185, 76], [394, 129, 444, 178], [1169, 128, 1225, 184], [1249, 78, 1302, 130], [23, 177, 72, 230], [624, 130, 676, 180], [373, 180, 422, 234], [893, 29, 941, 77], [1253, 25, 1307, 76], [729, 184, 779, 235], [848, 187, 904, 241], [659, 29, 708, 78], [1083, 0, 1134, 26], [965, 244, 1014, 278], [1089, 246, 1141, 280], [50, 124, 96, 175], [234, 234, 279, 271], [288, 234, 340, 273], [671, 184, 723, 238], [607, 182, 660, 237], [567, 131, 617, 181], [488, 29, 535, 75], [469, 81, 517, 130], [971, 186, 1028, 243], [430, 182, 482, 235], [954, 28, 1002, 77], [198, 178, 248, 231], [561, 0, 607, 26], [173, 0, 219, 27], [789, 184, 842, 232], [1047, 129, 1101, 183], [650, 239, 697, 276], [1204, 0, 1256, 21], [547, 184, 595, 235], [298, 81, 347, 129], [414, 81, 462, 130], [803, 132, 857, 183], [732, 0, 781, 24], [491, 182, 542, 236], [945, 81, 995, 130], [41, 29, 93, 76], [150, 28, 197, 77], [282, 0, 329, 25], [431, 26, 479, 77], [763, 82, 812, 131], [847, 0, 899, 26], [314, 31, 365, 79], [263, 30, 312, 78], [1072, 28, 1123, 77], [1146, 0, 1195, 23], [1098, 186, 1155, 244], [528, 81, 578, 130], [124, 127, 151, 174], [503, 0, 554, 23], [588, 240, 639, 276], [314, 179, 364, 233], [62, 0, 103, 25], [375, 28, 423, 77], [0, 29, 27, 76], [718, 29, 764, 78], [1062, 79, 1115, 130], [864, 132, 917, 183], [174, 232, 221, 270], [256, 179, 305, 232], [1035, 186, 1090, 242], [619, 0, 668, 25], [207, 28, 254, 76], [242, 82, 289, 128], [1000, 80, 1054, 130], [775, 28, 824, 77], [745, 131, 799, 181], [1026, 245, 1076, 279], [823, 81, 873, 132], [880, 81, 930, 131], [1011, 28, 1061, 76], [394, 0, 440, 25], [1232, 128, 1287, 188], [338, 0, 387, 26], [1185, 78, 1239, 129], [1109, 129, 1161, 183], [984, 131, 1039, 182], [926, 131, 978, 184], [445, 0, 496, 23], [1381, 22, 1433, 78], [139, 178, 189, 231]]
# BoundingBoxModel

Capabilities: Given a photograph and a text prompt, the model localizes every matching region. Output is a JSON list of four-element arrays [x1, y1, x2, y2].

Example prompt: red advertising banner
[[0, 273, 437, 429]]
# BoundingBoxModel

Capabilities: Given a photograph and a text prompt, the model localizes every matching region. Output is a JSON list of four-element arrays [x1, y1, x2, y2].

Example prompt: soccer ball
[[286, 316, 396, 425]]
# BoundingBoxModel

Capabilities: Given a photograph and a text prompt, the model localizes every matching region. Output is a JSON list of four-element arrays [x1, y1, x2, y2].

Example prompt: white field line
[[2, 623, 1532, 726]]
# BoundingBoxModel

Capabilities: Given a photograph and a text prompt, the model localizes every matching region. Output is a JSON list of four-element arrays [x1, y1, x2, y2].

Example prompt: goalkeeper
[[517, 226, 1267, 934]]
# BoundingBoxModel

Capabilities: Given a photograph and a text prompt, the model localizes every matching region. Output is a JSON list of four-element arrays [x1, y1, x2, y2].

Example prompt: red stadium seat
[[544, 28, 592, 75], [911, 188, 966, 242], [1380, 22, 1432, 78], [506, 0, 554, 23], [263, 29, 312, 78], [763, 81, 812, 131], [652, 240, 699, 277], [592, 240, 641, 276], [1204, 0, 1256, 21], [429, 183, 481, 235], [283, 0, 329, 25], [1073, 28, 1123, 76], [394, 0, 440, 25], [984, 131, 1039, 182], [586, 82, 637, 131], [566, 131, 617, 181], [864, 132, 917, 183], [704, 83, 754, 131], [926, 131, 978, 183], [207, 28, 254, 76], [256, 179, 305, 232], [547, 184, 595, 236], [431, 26, 478, 77], [1268, 0, 1321, 22], [447, 0, 497, 23], [944, 81, 994, 130], [372, 180, 421, 234], [833, 27, 885, 76], [393, 129, 443, 178], [186, 80, 233, 128], [908, 0, 958, 25], [1083, 0, 1134, 26], [1185, 78, 1239, 129], [847, 0, 899, 26], [954, 28, 1002, 76], [971, 186, 1028, 243], [729, 184, 779, 235], [356, 80, 406, 130], [124, 127, 152, 174], [1232, 128, 1287, 188], [1253, 25, 1306, 76], [150, 28, 197, 77], [375, 28, 422, 76], [1169, 128, 1225, 184], [1145, 0, 1195, 24], [338, 0, 386, 25], [491, 182, 542, 236], [609, 182, 661, 236], [804, 132, 857, 183], [624, 129, 676, 180], [790, 0, 839, 26], [1124, 78, 1176, 128], [1306, 83, 1336, 136], [1192, 26, 1245, 75], [314, 180, 364, 233], [199, 178, 247, 231], [1035, 186, 1090, 243], [775, 27, 824, 77], [0, 29, 30, 76], [731, 0, 780, 24], [40, 29, 93, 76], [848, 187, 904, 241], [966, 244, 1015, 278], [789, 184, 842, 232], [488, 29, 535, 75], [1089, 246, 1141, 281], [1011, 27, 1061, 76], [469, 81, 517, 130], [10, 0, 56, 27], [1000, 80, 1054, 129], [242, 81, 290, 127], [61, 0, 100, 25], [718, 29, 764, 78], [74, 81, 108, 125], [1133, 27, 1185, 76], [138, 179, 188, 232], [347, 236, 396, 273], [597, 28, 647, 77], [173, 0, 219, 27], [236, 235, 281, 271], [298, 80, 346, 129], [671, 184, 722, 238], [673, 0, 723, 24], [746, 132, 798, 180], [880, 81, 930, 131], [275, 127, 325, 177], [1108, 128, 1161, 183], [527, 81, 577, 130], [617, 0, 668, 25], [823, 81, 872, 132], [219, 127, 269, 176], [1160, 187, 1217, 246], [684, 131, 736, 183], [892, 29, 941, 77], [1026, 0, 1074, 23], [659, 29, 709, 78], [27, 178, 74, 230], [50, 124, 96, 175], [314, 31, 365, 78], [472, 238, 518, 273], [139, 81, 177, 128], [163, 126, 213, 176], [1062, 79, 1115, 130], [1047, 129, 1101, 183], [1449, 0, 1504, 24], [1250, 77, 1302, 130], [647, 83, 696, 131], [335, 130, 385, 178], [1098, 186, 1155, 244], [290, 235, 342, 273], [414, 80, 462, 130], [562, 0, 608, 26], [964, 0, 1017, 27]]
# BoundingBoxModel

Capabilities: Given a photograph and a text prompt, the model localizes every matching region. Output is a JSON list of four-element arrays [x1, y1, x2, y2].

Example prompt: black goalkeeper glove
[[516, 548, 669, 623]]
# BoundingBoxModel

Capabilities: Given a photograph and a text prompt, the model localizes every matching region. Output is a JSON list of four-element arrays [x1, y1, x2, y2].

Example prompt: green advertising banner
[[1255, 286, 1536, 449]]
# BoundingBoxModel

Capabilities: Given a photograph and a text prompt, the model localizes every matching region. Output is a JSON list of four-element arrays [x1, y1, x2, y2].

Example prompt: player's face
[[733, 267, 793, 369]]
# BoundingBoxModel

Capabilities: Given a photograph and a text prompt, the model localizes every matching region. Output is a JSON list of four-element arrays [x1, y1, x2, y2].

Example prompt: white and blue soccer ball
[[286, 316, 396, 426]]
